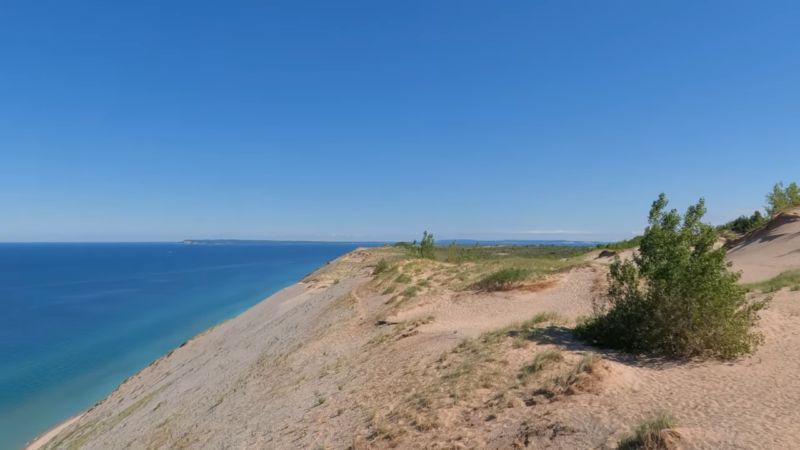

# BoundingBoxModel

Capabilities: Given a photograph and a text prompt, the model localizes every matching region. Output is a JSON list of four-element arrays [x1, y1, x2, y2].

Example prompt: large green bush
[[575, 194, 770, 359]]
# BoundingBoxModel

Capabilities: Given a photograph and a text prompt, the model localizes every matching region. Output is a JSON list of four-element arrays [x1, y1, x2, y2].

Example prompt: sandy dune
[[727, 207, 800, 283], [32, 217, 800, 449]]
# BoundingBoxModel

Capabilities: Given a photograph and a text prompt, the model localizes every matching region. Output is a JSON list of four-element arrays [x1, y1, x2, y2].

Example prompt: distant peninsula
[[180, 239, 383, 245]]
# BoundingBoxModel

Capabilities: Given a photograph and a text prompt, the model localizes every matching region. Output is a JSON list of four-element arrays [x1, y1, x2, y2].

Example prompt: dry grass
[[521, 348, 564, 381], [365, 312, 602, 446], [617, 412, 680, 450]]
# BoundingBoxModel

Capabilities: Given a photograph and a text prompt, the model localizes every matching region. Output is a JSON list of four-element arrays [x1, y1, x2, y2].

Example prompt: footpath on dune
[[32, 215, 800, 449]]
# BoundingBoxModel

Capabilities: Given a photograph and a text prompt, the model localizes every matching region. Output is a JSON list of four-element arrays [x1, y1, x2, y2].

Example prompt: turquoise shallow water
[[0, 242, 374, 449]]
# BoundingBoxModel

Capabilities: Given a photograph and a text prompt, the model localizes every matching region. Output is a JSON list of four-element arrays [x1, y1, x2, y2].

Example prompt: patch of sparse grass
[[746, 270, 800, 293], [402, 286, 421, 297], [373, 258, 390, 275], [617, 412, 680, 450], [474, 268, 532, 291], [382, 286, 396, 295], [395, 274, 412, 284], [542, 352, 602, 396], [369, 332, 391, 345], [521, 348, 563, 381], [524, 312, 564, 327], [481, 312, 565, 345], [417, 279, 431, 288]]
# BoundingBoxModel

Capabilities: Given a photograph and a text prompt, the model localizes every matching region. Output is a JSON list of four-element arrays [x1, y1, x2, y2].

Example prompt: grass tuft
[[617, 412, 680, 450], [395, 274, 412, 284], [521, 348, 563, 381], [381, 286, 396, 295], [402, 286, 421, 298]]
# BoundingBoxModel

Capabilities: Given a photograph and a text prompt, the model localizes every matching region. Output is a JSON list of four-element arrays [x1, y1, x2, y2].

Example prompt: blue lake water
[[0, 242, 375, 449]]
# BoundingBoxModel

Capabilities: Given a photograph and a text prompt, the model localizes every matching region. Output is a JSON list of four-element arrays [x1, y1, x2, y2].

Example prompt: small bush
[[395, 274, 412, 283], [382, 286, 396, 295], [575, 194, 770, 359], [617, 412, 680, 450], [417, 279, 431, 288], [475, 268, 532, 291], [373, 258, 390, 275]]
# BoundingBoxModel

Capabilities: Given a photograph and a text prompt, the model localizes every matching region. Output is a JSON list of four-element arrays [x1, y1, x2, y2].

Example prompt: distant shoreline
[[180, 239, 605, 246]]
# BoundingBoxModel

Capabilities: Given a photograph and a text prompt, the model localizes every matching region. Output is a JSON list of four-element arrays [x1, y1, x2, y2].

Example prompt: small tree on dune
[[419, 231, 436, 260], [766, 182, 800, 215], [575, 193, 770, 359]]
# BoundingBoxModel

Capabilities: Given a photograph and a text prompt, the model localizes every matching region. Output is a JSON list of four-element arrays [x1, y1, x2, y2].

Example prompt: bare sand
[[727, 207, 800, 283]]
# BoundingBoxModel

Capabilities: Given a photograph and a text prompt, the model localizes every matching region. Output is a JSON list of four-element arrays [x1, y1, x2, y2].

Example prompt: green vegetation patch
[[402, 286, 421, 298], [394, 273, 412, 284], [746, 270, 800, 293], [474, 268, 532, 291]]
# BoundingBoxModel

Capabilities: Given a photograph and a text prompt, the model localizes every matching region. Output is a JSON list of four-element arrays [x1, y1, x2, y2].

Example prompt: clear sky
[[2, 1, 799, 242]]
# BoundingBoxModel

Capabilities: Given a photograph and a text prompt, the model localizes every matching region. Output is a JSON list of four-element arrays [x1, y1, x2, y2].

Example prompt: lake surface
[[0, 242, 374, 449]]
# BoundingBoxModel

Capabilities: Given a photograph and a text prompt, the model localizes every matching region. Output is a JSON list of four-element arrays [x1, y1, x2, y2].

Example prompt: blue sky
[[2, 1, 799, 242]]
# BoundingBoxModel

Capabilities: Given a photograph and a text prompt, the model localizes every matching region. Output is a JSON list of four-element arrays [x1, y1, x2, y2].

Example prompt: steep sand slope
[[727, 207, 800, 283], [33, 240, 800, 449]]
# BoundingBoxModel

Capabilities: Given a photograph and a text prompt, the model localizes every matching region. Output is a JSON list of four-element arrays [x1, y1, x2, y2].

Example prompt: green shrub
[[417, 279, 431, 288], [474, 268, 532, 291], [394, 274, 412, 284], [716, 210, 768, 235], [617, 412, 680, 450], [766, 181, 800, 215], [575, 194, 770, 359], [419, 231, 436, 260], [373, 258, 390, 276]]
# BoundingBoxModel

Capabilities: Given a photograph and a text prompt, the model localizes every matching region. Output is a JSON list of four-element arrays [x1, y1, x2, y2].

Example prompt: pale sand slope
[[33, 242, 800, 449], [25, 415, 84, 450], [727, 207, 800, 283]]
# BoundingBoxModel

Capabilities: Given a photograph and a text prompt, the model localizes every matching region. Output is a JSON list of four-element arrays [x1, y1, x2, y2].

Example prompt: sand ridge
[[32, 218, 800, 449]]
